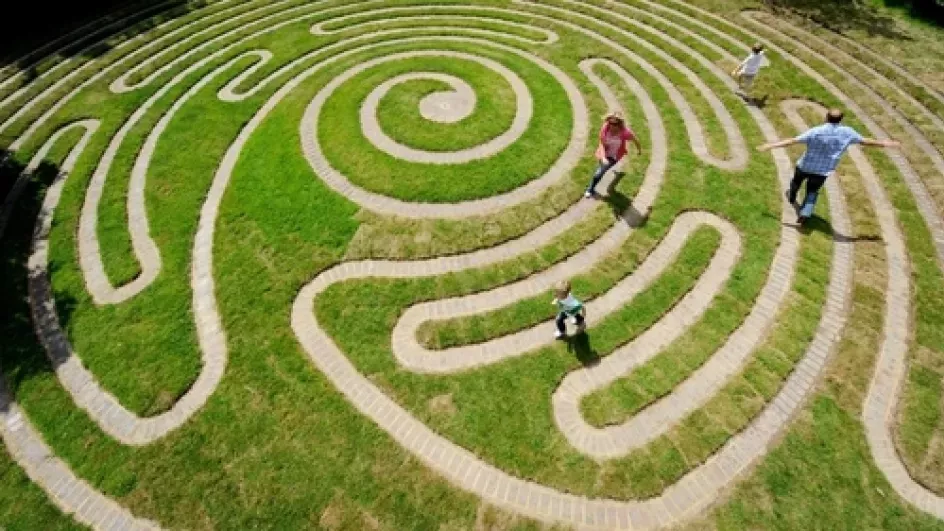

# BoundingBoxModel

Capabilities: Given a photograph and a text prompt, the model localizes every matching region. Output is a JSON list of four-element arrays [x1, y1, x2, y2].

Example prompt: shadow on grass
[[789, 214, 884, 242], [738, 93, 770, 108], [1, 0, 207, 80], [564, 332, 600, 367], [762, 0, 914, 38], [879, 0, 944, 26], [0, 149, 78, 400], [0, 149, 18, 203], [766, 0, 944, 34], [605, 172, 650, 228]]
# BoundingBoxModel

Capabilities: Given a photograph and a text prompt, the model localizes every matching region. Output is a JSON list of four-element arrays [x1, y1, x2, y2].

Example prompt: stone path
[[0, 0, 185, 114], [0, 0, 942, 529], [783, 99, 944, 519], [1, 120, 159, 531], [739, 11, 944, 268], [300, 43, 587, 218], [658, 2, 944, 517], [287, 4, 851, 529]]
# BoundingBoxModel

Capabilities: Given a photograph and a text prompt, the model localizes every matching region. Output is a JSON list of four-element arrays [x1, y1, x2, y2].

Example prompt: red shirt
[[594, 123, 635, 161]]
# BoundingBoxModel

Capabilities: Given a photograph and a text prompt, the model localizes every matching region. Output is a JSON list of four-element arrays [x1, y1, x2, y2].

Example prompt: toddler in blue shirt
[[552, 280, 586, 339]]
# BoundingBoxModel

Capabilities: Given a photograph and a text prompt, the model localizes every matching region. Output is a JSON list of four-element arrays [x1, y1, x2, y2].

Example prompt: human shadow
[[738, 93, 769, 109], [605, 172, 650, 228], [761, 194, 880, 242], [564, 332, 600, 367], [786, 214, 883, 242], [0, 150, 79, 398]]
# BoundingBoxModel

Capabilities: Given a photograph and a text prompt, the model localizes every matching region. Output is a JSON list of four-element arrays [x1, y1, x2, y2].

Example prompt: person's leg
[[740, 74, 755, 93], [798, 174, 828, 221], [787, 167, 807, 205], [555, 312, 567, 337], [586, 157, 616, 196], [573, 312, 585, 332]]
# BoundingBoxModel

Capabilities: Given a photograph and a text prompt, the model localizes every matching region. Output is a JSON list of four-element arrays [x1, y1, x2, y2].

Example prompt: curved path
[[657, 3, 944, 517], [781, 99, 944, 519], [14, 9, 580, 447], [0, 0, 185, 110], [290, 7, 831, 529], [0, 1, 943, 529], [299, 40, 586, 218], [1, 120, 159, 530], [739, 11, 944, 258]]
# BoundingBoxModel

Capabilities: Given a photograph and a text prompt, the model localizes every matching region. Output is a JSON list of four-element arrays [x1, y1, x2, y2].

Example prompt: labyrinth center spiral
[[4, 0, 944, 528], [416, 76, 475, 123], [302, 44, 580, 207], [361, 54, 529, 162]]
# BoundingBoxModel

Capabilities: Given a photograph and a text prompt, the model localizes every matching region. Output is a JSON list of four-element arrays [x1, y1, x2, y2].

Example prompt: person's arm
[[757, 137, 801, 151], [860, 138, 900, 148], [624, 129, 642, 154], [731, 56, 747, 76]]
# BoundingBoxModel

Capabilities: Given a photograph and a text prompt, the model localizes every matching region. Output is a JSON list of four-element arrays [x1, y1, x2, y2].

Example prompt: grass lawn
[[1, 0, 943, 529]]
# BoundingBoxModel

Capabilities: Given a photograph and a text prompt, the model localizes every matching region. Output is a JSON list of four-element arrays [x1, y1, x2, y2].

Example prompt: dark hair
[[826, 109, 844, 124], [752, 43, 765, 54]]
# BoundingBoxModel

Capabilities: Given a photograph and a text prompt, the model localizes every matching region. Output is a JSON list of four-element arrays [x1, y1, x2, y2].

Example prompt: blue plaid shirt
[[795, 124, 863, 176]]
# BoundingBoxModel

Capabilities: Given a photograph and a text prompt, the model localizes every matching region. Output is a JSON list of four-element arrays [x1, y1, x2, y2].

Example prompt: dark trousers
[[556, 311, 584, 333], [587, 156, 617, 194], [789, 167, 828, 218]]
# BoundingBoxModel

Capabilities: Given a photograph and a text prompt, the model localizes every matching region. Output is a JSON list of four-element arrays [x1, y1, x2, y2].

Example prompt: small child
[[732, 43, 767, 96], [551, 280, 585, 339]]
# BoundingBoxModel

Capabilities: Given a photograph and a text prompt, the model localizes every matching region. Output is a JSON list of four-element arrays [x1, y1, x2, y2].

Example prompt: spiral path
[[1, 0, 943, 529]]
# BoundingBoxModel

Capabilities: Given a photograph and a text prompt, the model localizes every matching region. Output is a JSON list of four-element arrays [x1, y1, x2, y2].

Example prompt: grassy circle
[[372, 58, 517, 152], [317, 44, 573, 203]]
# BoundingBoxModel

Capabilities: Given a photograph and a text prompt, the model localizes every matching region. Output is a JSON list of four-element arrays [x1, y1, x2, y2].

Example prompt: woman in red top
[[585, 111, 641, 197]]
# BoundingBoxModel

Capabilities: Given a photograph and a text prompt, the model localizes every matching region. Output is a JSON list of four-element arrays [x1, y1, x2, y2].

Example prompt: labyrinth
[[2, 0, 944, 529]]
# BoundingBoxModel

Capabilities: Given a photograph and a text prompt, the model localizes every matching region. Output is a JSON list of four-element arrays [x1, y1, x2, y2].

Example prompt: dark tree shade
[[0, 0, 193, 68]]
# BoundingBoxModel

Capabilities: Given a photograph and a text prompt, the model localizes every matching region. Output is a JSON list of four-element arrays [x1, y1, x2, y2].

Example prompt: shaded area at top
[[764, 0, 944, 38], [0, 0, 207, 78]]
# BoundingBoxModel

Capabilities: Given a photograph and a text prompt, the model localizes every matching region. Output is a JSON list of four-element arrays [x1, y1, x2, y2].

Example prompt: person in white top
[[732, 43, 767, 96]]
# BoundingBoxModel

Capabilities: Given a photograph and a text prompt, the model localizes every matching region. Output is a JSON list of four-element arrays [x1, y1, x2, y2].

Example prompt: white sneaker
[[554, 330, 565, 339], [584, 191, 593, 198]]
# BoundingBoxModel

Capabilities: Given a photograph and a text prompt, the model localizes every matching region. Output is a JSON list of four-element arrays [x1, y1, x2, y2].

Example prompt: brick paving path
[[0, 0, 942, 529], [360, 60, 528, 162], [783, 98, 944, 519], [300, 43, 588, 219], [290, 5, 836, 528], [665, 2, 944, 517], [2, 120, 159, 530], [739, 11, 944, 268]]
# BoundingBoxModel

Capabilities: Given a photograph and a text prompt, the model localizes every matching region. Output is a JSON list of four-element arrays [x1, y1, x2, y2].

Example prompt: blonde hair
[[605, 110, 625, 124], [554, 280, 572, 299]]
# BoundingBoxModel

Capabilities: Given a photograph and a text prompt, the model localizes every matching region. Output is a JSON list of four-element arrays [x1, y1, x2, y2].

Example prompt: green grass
[[900, 364, 943, 463], [373, 65, 517, 151], [2, 0, 944, 529], [0, 452, 82, 531], [320, 44, 573, 202]]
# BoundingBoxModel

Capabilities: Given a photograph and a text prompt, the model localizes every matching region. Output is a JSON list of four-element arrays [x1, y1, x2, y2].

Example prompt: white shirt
[[740, 51, 766, 75]]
